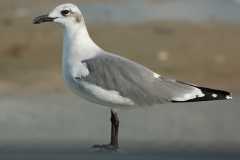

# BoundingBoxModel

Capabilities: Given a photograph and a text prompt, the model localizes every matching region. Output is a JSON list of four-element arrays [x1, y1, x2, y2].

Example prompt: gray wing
[[79, 53, 230, 106]]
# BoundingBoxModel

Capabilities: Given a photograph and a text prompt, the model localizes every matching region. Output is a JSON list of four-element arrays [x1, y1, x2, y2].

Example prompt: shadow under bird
[[33, 3, 232, 151]]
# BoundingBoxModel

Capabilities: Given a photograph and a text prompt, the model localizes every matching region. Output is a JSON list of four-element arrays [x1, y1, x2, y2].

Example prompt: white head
[[33, 3, 84, 28], [33, 3, 101, 60]]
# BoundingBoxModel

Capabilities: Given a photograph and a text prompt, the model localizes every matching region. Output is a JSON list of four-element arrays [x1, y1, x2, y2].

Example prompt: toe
[[92, 144, 119, 152]]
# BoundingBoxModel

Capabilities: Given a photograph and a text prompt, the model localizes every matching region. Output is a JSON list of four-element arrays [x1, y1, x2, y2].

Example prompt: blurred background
[[0, 0, 240, 156]]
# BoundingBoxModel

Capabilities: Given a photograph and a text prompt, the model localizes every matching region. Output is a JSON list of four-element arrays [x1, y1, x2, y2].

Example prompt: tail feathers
[[172, 86, 232, 103]]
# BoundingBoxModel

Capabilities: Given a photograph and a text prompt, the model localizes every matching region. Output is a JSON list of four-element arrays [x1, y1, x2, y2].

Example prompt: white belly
[[63, 69, 135, 108]]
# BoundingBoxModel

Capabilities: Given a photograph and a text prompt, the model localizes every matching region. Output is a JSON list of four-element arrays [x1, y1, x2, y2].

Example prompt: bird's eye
[[61, 10, 70, 16]]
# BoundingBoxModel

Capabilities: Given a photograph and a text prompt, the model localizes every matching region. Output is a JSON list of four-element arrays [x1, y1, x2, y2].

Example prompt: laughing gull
[[33, 3, 232, 150]]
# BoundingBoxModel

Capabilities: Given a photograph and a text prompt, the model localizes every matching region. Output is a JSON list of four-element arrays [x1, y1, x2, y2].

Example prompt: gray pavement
[[0, 93, 239, 152]]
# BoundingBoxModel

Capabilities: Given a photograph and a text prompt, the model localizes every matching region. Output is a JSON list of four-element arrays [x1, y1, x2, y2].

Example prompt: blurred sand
[[1, 1, 239, 93], [1, 21, 240, 93]]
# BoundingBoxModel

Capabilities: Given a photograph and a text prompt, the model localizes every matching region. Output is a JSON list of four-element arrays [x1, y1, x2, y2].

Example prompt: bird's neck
[[63, 23, 101, 63]]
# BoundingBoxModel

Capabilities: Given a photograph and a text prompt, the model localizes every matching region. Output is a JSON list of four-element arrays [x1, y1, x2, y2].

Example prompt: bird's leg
[[110, 109, 119, 148], [92, 109, 120, 151]]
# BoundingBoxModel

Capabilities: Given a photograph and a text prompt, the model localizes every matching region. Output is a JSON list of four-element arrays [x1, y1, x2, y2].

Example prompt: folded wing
[[77, 53, 231, 106]]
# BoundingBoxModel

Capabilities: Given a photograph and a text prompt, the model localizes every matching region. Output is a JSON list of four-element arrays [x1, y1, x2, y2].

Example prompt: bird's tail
[[172, 82, 232, 103]]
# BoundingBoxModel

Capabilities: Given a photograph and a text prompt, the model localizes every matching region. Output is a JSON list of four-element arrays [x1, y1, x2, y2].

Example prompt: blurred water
[[78, 0, 240, 24], [12, 0, 240, 24]]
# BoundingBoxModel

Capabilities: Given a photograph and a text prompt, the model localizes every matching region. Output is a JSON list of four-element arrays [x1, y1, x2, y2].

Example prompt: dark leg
[[110, 109, 119, 148], [92, 109, 120, 151]]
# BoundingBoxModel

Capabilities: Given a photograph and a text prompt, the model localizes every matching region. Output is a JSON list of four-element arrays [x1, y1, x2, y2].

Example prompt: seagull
[[33, 3, 232, 150]]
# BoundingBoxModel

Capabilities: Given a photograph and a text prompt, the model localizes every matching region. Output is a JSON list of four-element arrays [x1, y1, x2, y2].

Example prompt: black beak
[[33, 14, 56, 24]]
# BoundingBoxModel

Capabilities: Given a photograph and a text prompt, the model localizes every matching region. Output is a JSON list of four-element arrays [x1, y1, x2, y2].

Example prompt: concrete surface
[[0, 93, 239, 150]]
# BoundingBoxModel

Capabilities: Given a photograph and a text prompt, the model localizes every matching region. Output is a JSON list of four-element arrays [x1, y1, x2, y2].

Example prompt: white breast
[[61, 22, 135, 107], [62, 23, 101, 81]]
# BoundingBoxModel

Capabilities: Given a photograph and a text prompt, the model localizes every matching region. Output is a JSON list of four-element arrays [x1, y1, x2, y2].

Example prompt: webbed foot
[[92, 144, 118, 152]]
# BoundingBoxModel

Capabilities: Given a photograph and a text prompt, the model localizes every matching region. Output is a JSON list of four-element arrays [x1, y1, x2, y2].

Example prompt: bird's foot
[[92, 144, 119, 152]]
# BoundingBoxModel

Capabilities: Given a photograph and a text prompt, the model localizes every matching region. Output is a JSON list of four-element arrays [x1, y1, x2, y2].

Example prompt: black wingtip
[[172, 86, 232, 103]]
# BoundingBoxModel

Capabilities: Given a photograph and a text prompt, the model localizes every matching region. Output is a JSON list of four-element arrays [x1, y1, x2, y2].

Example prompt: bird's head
[[33, 3, 83, 27]]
